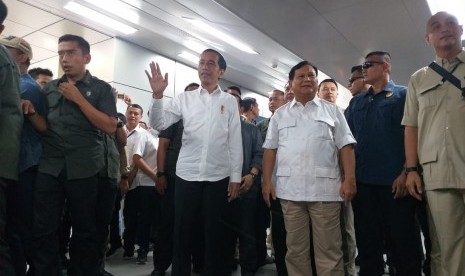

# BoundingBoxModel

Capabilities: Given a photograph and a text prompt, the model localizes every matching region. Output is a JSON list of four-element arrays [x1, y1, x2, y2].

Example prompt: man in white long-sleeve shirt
[[146, 49, 243, 276]]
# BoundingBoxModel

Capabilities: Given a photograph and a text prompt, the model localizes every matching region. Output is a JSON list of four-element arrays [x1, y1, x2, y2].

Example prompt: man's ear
[[84, 53, 91, 64], [424, 32, 431, 45], [218, 69, 225, 79]]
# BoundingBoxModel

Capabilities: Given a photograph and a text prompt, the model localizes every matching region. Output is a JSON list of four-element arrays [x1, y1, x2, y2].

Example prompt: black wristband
[[121, 174, 128, 180], [249, 172, 257, 179], [404, 166, 418, 174]]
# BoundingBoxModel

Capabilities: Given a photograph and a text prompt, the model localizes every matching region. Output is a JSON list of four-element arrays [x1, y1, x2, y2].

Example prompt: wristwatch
[[249, 172, 258, 179], [156, 171, 166, 177], [121, 174, 129, 180], [404, 166, 418, 174]]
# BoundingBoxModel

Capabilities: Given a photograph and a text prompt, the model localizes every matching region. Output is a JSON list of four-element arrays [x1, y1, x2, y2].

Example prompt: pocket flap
[[315, 117, 335, 127], [278, 118, 296, 130], [276, 167, 291, 176], [315, 166, 337, 178]]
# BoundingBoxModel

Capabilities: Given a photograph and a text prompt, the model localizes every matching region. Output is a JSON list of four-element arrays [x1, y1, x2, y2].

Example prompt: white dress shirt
[[149, 86, 243, 183], [263, 97, 356, 202], [132, 128, 158, 187]]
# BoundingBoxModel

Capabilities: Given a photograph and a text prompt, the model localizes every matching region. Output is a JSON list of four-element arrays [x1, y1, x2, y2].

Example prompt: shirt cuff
[[151, 98, 163, 108], [230, 172, 242, 183]]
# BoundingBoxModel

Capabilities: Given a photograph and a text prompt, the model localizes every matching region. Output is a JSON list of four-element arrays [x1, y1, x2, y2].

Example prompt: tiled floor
[[104, 248, 414, 276], [104, 248, 278, 276]]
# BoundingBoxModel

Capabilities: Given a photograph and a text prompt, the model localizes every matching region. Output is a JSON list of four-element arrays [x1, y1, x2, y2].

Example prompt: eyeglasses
[[362, 61, 384, 69], [348, 77, 364, 83]]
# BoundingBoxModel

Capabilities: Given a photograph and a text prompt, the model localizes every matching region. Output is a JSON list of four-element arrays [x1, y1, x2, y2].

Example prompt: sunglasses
[[362, 61, 384, 69], [348, 77, 364, 83]]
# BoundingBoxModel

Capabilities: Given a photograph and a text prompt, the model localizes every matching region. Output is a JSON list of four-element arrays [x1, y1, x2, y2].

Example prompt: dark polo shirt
[[39, 70, 117, 180], [345, 80, 406, 186], [0, 45, 23, 181]]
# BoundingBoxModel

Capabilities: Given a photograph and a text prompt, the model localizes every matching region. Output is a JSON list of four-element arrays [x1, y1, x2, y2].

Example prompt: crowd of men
[[1, 0, 465, 274]]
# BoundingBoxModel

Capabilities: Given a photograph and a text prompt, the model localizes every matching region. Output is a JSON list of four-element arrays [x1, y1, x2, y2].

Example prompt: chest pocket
[[47, 91, 62, 111], [377, 99, 403, 131], [418, 85, 442, 109], [278, 118, 296, 140], [314, 116, 335, 140]]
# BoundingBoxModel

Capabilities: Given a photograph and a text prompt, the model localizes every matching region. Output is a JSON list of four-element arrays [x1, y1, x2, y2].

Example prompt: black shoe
[[265, 254, 275, 264], [231, 258, 239, 271], [101, 269, 115, 276], [60, 254, 69, 269], [106, 244, 122, 257], [192, 266, 203, 274], [151, 270, 165, 276], [355, 255, 360, 266], [136, 252, 147, 264], [123, 250, 134, 260]]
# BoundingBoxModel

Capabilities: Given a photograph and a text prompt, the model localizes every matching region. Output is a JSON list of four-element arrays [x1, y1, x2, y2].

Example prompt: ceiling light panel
[[186, 19, 258, 54], [64, 2, 137, 35], [83, 0, 140, 24], [178, 51, 199, 64]]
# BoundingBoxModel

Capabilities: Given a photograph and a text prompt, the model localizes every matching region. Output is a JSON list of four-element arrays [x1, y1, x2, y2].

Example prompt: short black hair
[[228, 85, 241, 95], [228, 92, 242, 107], [28, 67, 53, 79], [318, 78, 338, 91], [365, 51, 391, 63], [242, 97, 257, 112], [59, 34, 90, 55], [351, 65, 363, 74], [289, 61, 318, 80], [271, 89, 284, 96], [203, 49, 227, 71], [184, 82, 199, 91], [127, 103, 143, 115], [0, 0, 7, 24]]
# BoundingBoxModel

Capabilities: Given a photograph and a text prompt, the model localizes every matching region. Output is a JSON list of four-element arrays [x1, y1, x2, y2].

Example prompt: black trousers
[[226, 184, 259, 275], [172, 176, 230, 276], [417, 198, 432, 275], [31, 171, 101, 276], [96, 177, 117, 272], [352, 183, 422, 276], [108, 189, 123, 249], [6, 167, 37, 276], [152, 172, 205, 272], [271, 198, 288, 276], [123, 186, 156, 254], [0, 177, 15, 276], [255, 186, 270, 266]]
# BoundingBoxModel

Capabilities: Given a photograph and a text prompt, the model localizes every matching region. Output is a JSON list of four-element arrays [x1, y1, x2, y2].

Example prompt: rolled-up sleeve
[[149, 97, 182, 131]]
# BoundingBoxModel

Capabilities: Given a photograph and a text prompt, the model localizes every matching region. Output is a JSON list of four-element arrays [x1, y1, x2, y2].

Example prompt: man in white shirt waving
[[146, 49, 243, 276]]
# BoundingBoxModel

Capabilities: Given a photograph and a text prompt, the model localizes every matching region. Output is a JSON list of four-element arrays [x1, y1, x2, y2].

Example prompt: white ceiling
[[3, 0, 459, 99]]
